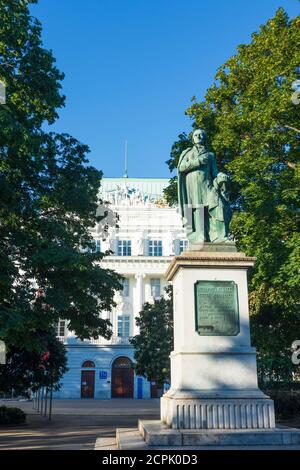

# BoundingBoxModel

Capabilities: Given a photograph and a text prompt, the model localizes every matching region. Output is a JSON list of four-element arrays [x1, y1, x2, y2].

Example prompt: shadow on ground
[[0, 399, 299, 450], [0, 399, 160, 450]]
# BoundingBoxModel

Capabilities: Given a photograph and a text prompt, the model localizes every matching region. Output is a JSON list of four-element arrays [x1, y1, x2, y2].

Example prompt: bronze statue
[[178, 128, 231, 244]]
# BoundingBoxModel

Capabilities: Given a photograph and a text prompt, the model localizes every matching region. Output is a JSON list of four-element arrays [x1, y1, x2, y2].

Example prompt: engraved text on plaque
[[194, 280, 239, 336]]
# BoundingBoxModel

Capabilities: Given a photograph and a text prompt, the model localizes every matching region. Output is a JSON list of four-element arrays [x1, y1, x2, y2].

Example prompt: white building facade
[[54, 177, 187, 399]]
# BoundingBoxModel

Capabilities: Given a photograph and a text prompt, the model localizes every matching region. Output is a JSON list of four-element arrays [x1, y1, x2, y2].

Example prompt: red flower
[[41, 351, 50, 362]]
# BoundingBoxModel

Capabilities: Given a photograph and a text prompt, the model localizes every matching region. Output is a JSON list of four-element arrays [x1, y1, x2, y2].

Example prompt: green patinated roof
[[102, 177, 169, 181], [101, 177, 170, 199]]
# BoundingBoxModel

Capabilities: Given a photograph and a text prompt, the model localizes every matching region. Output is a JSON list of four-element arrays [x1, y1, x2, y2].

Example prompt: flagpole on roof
[[123, 140, 128, 178]]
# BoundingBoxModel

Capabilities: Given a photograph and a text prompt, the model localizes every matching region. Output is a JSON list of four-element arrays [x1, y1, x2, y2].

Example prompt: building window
[[121, 278, 130, 297], [150, 278, 161, 299], [118, 240, 131, 256], [94, 239, 101, 252], [88, 239, 101, 253], [148, 240, 162, 256], [117, 315, 130, 337], [56, 319, 66, 337], [179, 240, 188, 253], [112, 356, 133, 368], [82, 360, 95, 368]]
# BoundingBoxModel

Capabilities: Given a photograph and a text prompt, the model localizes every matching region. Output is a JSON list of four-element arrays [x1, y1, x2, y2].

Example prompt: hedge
[[266, 390, 300, 419], [0, 406, 26, 425]]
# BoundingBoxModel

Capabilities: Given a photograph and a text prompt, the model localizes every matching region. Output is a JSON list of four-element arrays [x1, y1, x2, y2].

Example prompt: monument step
[[112, 424, 300, 450], [139, 420, 300, 447], [116, 428, 149, 450], [94, 437, 118, 451]]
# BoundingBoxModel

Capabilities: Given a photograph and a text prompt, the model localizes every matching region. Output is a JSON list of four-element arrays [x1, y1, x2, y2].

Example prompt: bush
[[266, 390, 300, 419], [0, 406, 26, 425]]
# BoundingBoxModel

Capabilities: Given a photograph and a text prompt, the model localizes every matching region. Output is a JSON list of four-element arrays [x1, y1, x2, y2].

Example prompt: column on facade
[[108, 228, 118, 255], [133, 273, 145, 336], [134, 231, 145, 256], [144, 277, 151, 303], [163, 232, 175, 256]]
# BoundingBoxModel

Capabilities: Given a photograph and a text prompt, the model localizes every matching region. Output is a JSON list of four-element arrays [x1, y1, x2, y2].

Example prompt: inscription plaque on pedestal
[[194, 280, 239, 336]]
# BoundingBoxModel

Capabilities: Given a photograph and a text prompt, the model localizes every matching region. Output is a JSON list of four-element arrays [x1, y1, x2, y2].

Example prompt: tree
[[0, 330, 68, 396], [165, 8, 300, 384], [163, 132, 191, 205], [0, 0, 122, 360], [130, 287, 173, 388]]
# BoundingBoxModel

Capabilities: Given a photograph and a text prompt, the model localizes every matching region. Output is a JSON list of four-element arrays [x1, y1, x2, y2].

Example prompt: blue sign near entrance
[[137, 377, 143, 399], [99, 371, 108, 380]]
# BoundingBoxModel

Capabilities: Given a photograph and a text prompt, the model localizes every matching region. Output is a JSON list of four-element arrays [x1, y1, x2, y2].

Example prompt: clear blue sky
[[31, 0, 299, 178]]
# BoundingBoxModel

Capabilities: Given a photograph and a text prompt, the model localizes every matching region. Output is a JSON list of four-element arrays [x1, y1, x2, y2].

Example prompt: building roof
[[100, 177, 170, 201]]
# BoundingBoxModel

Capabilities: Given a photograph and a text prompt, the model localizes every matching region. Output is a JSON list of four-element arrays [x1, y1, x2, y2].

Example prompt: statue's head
[[192, 128, 206, 145]]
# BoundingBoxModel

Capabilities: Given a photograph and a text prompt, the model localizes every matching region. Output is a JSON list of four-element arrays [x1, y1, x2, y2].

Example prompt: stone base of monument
[[160, 390, 275, 430], [95, 421, 300, 450], [158, 249, 278, 431], [94, 247, 300, 450], [138, 420, 300, 448]]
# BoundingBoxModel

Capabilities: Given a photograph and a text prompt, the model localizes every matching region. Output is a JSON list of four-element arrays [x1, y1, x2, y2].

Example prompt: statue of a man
[[177, 128, 231, 244]]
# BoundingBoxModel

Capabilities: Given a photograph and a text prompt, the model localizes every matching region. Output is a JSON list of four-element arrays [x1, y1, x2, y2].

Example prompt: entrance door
[[150, 381, 158, 398], [150, 381, 163, 398], [111, 357, 134, 398], [81, 370, 95, 398]]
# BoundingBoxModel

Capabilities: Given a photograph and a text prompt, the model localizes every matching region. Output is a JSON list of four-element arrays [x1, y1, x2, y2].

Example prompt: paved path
[[0, 399, 160, 450], [1, 400, 299, 450]]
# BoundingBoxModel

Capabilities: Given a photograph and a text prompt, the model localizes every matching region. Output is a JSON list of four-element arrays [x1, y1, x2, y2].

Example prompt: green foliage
[[165, 8, 300, 383], [0, 406, 26, 425], [130, 287, 173, 388], [163, 133, 191, 205], [0, 330, 68, 395], [0, 0, 122, 360]]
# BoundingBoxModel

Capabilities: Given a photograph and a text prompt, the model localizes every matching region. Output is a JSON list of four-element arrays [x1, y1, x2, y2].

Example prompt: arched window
[[82, 360, 95, 368], [112, 356, 133, 369]]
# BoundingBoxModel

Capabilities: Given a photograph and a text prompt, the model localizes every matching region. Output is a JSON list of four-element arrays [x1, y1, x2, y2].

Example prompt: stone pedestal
[[160, 246, 275, 430], [97, 245, 300, 450]]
